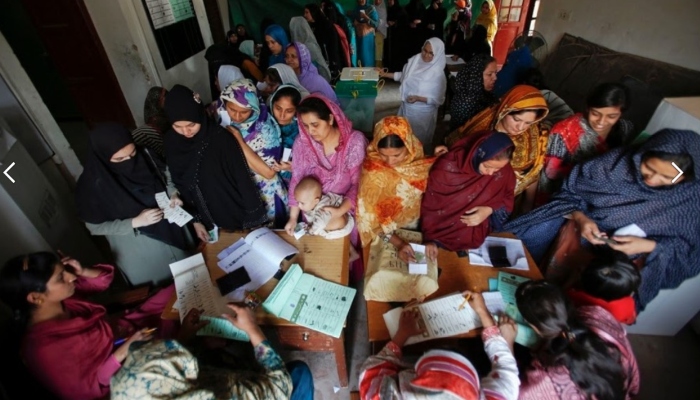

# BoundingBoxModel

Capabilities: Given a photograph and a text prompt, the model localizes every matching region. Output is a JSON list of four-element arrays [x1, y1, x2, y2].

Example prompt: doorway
[[0, 0, 135, 163], [492, 0, 533, 65]]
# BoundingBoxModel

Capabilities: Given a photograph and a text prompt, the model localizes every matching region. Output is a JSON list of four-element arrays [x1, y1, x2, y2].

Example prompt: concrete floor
[[275, 80, 700, 399]]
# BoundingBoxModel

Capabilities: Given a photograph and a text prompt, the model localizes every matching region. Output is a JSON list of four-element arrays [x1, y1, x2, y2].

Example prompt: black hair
[[491, 145, 514, 161], [377, 134, 406, 149], [305, 3, 326, 24], [586, 83, 631, 113], [272, 86, 302, 107], [0, 252, 59, 331], [516, 280, 626, 400], [226, 30, 236, 40], [641, 150, 695, 182], [265, 68, 282, 85], [236, 24, 246, 31], [510, 108, 547, 120], [521, 67, 548, 90], [581, 251, 641, 301], [297, 97, 333, 123]]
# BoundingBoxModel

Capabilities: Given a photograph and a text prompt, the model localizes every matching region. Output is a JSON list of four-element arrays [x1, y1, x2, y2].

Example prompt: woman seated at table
[[449, 53, 499, 131], [537, 82, 634, 205], [421, 130, 516, 254], [359, 291, 520, 400], [504, 128, 700, 310], [446, 85, 549, 213], [378, 38, 446, 154], [285, 42, 339, 104], [164, 84, 268, 242], [357, 116, 436, 258], [111, 304, 314, 400], [0, 252, 187, 400], [284, 95, 367, 278], [516, 280, 639, 400], [219, 79, 288, 227]]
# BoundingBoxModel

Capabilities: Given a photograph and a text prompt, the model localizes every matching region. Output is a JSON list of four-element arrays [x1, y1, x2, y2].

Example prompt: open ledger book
[[169, 254, 249, 341], [216, 227, 298, 301], [263, 264, 356, 338], [383, 292, 483, 345]]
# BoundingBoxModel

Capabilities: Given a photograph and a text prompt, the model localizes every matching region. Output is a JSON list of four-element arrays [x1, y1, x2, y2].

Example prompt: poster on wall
[[145, 0, 196, 30]]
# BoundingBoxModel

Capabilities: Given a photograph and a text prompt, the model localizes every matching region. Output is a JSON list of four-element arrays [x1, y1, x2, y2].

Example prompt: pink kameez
[[21, 264, 174, 400]]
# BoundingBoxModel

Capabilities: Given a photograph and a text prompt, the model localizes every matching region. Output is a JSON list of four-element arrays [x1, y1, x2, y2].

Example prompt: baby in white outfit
[[294, 176, 354, 239]]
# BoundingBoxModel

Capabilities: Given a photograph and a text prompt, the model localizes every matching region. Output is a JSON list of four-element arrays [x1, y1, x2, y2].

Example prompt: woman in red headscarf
[[421, 130, 516, 253]]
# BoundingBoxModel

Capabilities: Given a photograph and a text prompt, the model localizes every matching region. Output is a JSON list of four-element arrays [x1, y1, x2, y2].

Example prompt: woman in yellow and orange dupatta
[[476, 0, 498, 53], [445, 85, 549, 211], [358, 116, 436, 258]]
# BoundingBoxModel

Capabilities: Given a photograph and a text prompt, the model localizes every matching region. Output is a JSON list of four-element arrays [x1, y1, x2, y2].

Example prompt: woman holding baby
[[284, 94, 367, 279]]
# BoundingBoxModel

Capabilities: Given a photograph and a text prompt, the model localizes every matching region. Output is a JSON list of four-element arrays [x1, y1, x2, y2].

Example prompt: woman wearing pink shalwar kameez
[[0, 252, 192, 400], [284, 95, 367, 280]]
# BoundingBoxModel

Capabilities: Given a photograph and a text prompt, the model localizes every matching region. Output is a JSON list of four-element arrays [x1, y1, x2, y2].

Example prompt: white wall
[[84, 0, 216, 125], [535, 0, 700, 71]]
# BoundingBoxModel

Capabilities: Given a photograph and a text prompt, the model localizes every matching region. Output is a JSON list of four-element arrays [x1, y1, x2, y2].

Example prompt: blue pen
[[114, 327, 157, 346]]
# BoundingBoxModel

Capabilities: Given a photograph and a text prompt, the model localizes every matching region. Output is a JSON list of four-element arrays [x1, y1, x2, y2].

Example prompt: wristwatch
[[382, 232, 393, 243]]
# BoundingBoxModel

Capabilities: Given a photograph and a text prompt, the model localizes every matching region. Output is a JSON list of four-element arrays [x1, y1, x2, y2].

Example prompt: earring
[[37, 299, 43, 305]]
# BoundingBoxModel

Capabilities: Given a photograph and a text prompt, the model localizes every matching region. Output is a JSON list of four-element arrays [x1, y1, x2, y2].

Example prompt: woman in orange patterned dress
[[357, 116, 436, 262]]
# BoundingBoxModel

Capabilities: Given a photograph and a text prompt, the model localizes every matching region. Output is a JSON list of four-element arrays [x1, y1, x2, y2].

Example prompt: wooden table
[[163, 230, 351, 387], [365, 233, 543, 351]]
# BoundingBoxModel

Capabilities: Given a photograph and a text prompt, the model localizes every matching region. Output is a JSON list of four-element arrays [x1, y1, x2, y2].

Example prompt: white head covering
[[239, 40, 255, 59], [399, 38, 447, 105], [217, 65, 244, 90], [288, 16, 332, 82], [269, 63, 311, 98]]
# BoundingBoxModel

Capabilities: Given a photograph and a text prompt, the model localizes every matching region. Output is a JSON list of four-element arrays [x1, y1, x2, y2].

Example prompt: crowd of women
[[1, 1, 699, 400]]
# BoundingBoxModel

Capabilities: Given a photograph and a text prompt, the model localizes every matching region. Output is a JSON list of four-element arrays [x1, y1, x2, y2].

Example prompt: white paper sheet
[[383, 293, 482, 345], [169, 254, 227, 322], [408, 243, 428, 275], [282, 148, 292, 162], [216, 228, 298, 301], [155, 192, 193, 227], [468, 236, 529, 270], [482, 291, 506, 315], [614, 223, 647, 238], [445, 55, 466, 65]]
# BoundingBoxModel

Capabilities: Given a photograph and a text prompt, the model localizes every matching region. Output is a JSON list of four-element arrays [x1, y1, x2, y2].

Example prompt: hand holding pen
[[112, 327, 156, 362]]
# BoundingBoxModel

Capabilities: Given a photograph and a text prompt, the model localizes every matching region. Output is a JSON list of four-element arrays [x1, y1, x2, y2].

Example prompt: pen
[[114, 327, 157, 346], [457, 293, 472, 311]]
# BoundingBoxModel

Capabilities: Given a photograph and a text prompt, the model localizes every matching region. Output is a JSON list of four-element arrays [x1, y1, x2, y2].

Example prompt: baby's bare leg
[[324, 213, 349, 232]]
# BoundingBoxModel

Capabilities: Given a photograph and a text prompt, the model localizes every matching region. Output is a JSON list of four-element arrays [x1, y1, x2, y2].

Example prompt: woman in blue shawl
[[504, 129, 700, 309], [219, 79, 288, 226], [352, 0, 379, 67], [263, 24, 290, 68]]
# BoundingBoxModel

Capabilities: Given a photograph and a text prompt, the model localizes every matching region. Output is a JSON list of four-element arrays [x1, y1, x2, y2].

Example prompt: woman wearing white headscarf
[[257, 63, 311, 99], [207, 65, 246, 118], [239, 40, 256, 59], [378, 37, 446, 154], [289, 16, 333, 82]]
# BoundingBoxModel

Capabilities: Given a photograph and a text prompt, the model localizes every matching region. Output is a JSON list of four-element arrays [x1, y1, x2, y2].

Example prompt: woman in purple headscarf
[[285, 42, 339, 105]]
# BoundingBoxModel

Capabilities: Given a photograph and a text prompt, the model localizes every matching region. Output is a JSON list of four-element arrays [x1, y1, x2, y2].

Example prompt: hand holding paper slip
[[155, 192, 193, 227]]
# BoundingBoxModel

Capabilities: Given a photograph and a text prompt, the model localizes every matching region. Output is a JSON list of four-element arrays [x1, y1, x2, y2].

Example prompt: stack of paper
[[494, 272, 539, 348], [263, 264, 356, 338]]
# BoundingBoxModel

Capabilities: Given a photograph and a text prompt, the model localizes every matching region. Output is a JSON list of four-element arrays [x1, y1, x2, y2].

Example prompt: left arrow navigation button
[[4, 162, 16, 183]]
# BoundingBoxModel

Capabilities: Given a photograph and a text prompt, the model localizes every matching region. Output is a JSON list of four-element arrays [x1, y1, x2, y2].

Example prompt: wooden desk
[[163, 231, 351, 387], [365, 233, 542, 349]]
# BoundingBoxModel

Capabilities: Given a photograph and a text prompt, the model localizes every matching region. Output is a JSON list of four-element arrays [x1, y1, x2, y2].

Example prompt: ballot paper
[[408, 243, 428, 275], [445, 55, 466, 65], [282, 148, 293, 162], [169, 254, 227, 323], [468, 236, 529, 270], [155, 192, 193, 227]]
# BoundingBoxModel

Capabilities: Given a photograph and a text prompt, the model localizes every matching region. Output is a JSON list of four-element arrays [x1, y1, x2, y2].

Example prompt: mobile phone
[[216, 267, 252, 295], [488, 245, 511, 268], [595, 235, 620, 246]]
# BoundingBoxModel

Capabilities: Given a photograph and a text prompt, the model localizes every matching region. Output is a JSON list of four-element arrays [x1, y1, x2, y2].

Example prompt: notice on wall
[[145, 0, 195, 30]]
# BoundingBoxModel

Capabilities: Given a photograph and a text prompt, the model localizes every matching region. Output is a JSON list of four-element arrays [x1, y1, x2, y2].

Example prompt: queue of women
[[2, 7, 700, 400]]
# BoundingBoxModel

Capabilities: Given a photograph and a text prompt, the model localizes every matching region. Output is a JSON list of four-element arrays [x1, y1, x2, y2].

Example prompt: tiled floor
[[278, 81, 700, 399]]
